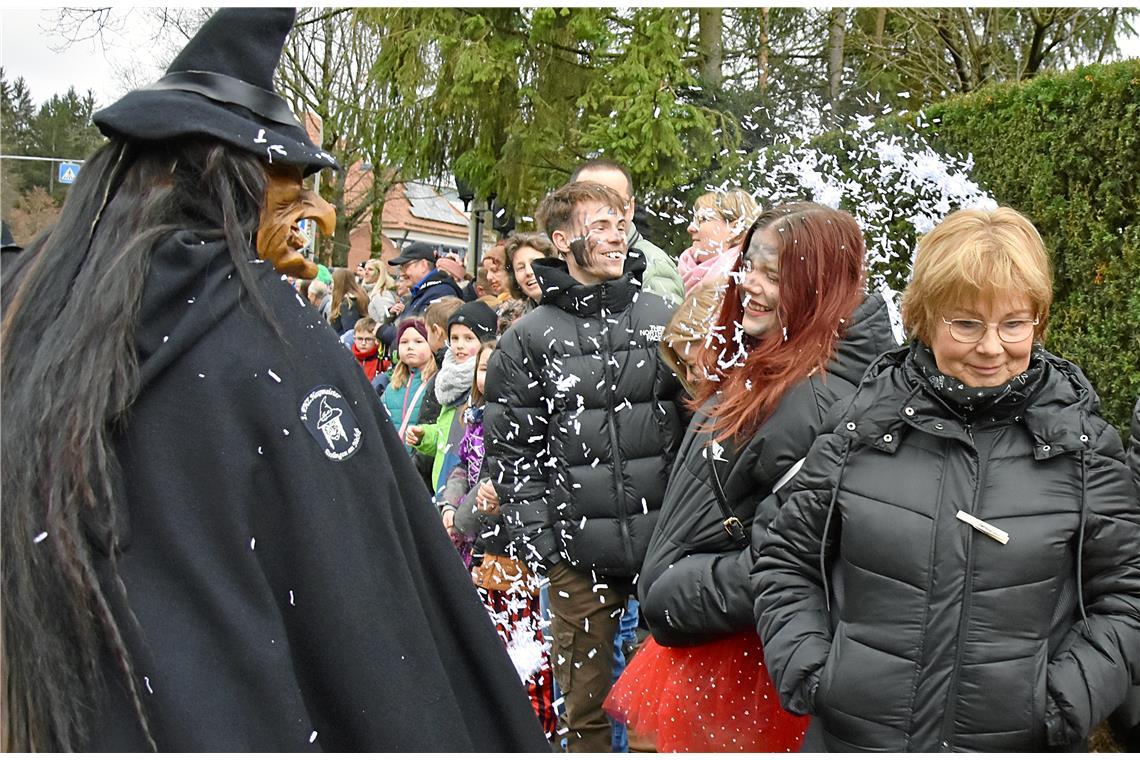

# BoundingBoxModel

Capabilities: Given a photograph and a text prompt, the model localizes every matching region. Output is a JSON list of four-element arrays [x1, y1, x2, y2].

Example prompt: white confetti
[[267, 369, 282, 383], [144, 676, 154, 694], [309, 731, 317, 744], [250, 537, 256, 550], [289, 590, 295, 606], [33, 531, 47, 543]]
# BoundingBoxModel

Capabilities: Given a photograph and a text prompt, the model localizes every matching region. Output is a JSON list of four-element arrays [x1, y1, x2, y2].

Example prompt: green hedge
[[920, 61, 1139, 435]]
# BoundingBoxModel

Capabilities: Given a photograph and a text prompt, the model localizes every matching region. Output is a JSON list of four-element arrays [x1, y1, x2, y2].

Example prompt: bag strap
[[398, 380, 430, 440], [706, 441, 748, 548]]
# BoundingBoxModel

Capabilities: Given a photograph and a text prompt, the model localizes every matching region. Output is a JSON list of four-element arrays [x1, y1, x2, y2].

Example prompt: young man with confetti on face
[[483, 181, 685, 751]]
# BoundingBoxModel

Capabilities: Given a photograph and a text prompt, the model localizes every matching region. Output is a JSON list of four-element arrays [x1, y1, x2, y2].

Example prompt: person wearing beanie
[[0, 8, 548, 753], [447, 299, 497, 343], [382, 318, 437, 453], [406, 300, 495, 495]]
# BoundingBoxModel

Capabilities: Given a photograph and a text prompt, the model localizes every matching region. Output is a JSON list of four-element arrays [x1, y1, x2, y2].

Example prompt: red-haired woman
[[604, 202, 903, 751]]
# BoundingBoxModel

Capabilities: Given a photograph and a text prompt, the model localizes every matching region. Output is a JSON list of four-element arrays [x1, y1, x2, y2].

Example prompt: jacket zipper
[[939, 423, 980, 750], [599, 290, 634, 569]]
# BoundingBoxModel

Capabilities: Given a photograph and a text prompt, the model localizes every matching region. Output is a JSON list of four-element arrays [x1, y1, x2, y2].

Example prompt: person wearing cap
[[378, 242, 464, 351], [391, 241, 464, 318], [0, 8, 549, 753], [406, 300, 497, 495]]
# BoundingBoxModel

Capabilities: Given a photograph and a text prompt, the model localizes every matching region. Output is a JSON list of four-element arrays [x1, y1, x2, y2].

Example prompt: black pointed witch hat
[[93, 8, 339, 176]]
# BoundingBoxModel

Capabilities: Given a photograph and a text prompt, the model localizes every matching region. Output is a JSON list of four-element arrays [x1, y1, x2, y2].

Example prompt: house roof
[[403, 181, 469, 226], [381, 182, 470, 240]]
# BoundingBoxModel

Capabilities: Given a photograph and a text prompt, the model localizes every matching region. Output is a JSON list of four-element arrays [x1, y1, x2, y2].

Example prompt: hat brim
[[389, 254, 433, 266], [94, 90, 339, 176]]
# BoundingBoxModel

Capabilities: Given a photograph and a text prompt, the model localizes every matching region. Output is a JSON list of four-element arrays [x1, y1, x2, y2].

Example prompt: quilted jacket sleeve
[[752, 429, 851, 716], [483, 329, 559, 574], [1044, 420, 1140, 747], [640, 380, 834, 647], [642, 547, 756, 646]]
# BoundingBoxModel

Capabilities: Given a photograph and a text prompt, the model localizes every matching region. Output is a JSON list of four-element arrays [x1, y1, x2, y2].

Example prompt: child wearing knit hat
[[382, 318, 437, 451]]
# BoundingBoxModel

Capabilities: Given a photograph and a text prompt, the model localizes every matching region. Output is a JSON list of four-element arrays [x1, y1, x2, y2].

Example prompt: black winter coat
[[1131, 397, 1140, 495], [483, 254, 684, 578], [754, 343, 1140, 752], [86, 232, 549, 751], [639, 291, 902, 646]]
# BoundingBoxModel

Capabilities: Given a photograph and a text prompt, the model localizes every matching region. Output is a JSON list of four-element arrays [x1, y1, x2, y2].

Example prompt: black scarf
[[909, 340, 1045, 423]]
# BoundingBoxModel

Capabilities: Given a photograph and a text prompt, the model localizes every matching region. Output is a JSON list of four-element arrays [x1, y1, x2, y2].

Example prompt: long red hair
[[693, 202, 866, 442]]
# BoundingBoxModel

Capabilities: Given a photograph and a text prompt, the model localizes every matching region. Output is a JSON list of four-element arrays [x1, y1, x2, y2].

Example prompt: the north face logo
[[641, 325, 664, 342]]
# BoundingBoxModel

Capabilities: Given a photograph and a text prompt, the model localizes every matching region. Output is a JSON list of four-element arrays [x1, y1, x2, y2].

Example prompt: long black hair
[[1, 137, 271, 750]]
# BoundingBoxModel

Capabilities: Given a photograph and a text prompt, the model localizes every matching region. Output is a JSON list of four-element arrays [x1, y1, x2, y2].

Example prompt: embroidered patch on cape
[[299, 385, 362, 461]]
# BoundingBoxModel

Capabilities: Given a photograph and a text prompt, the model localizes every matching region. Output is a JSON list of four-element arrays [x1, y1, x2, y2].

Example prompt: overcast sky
[[3, 6, 1140, 109]]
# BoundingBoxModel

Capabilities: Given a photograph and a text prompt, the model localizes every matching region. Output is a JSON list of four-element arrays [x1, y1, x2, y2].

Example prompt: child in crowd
[[412, 296, 466, 486], [350, 317, 389, 383], [423, 296, 465, 360], [381, 318, 437, 452], [446, 341, 559, 740], [439, 340, 495, 551], [405, 300, 497, 496]]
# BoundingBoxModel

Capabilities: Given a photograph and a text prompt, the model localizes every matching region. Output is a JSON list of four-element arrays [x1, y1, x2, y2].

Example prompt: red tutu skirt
[[604, 629, 809, 752]]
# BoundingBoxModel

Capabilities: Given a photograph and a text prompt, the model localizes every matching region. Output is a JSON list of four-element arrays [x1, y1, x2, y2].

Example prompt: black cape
[[86, 231, 549, 751]]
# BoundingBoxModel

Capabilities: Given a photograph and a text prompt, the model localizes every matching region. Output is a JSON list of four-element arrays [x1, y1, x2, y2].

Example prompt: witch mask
[[257, 164, 336, 278]]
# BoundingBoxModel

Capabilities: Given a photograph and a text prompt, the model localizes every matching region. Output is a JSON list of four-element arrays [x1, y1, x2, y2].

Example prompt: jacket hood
[[134, 231, 254, 391], [826, 288, 905, 388], [531, 250, 648, 317]]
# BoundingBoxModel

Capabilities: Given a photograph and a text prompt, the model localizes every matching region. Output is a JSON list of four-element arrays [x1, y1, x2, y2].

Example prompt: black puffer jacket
[[639, 291, 902, 646], [483, 254, 684, 578], [754, 344, 1140, 752], [1131, 397, 1140, 494]]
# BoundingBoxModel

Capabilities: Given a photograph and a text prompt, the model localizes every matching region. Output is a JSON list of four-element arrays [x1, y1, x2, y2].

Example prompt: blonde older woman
[[753, 207, 1140, 752], [678, 188, 759, 294]]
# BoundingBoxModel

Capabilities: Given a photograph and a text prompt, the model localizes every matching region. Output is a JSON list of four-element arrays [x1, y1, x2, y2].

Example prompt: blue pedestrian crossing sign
[[58, 162, 80, 185]]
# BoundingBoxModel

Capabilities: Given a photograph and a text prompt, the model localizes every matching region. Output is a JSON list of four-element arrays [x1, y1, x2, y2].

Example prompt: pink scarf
[[678, 243, 741, 294]]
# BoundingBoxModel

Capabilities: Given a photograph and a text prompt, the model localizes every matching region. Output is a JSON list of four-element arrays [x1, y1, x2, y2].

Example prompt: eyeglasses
[[354, 336, 377, 345], [942, 316, 1039, 344]]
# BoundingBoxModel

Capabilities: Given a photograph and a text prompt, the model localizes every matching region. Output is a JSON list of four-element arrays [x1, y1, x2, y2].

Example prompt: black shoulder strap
[[706, 441, 748, 548]]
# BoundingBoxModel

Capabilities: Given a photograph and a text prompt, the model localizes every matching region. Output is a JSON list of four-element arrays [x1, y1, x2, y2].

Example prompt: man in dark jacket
[[378, 242, 463, 348], [1110, 396, 1140, 749], [394, 242, 464, 316], [484, 181, 684, 751]]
